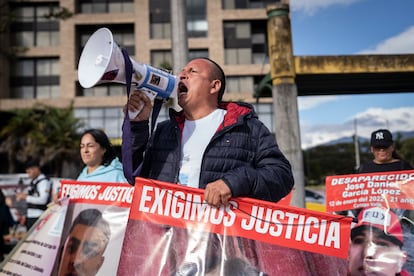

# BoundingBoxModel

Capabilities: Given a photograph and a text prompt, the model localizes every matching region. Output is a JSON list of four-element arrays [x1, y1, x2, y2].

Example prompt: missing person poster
[[50, 180, 134, 276], [0, 198, 68, 275], [0, 180, 134, 276], [326, 170, 414, 275], [117, 177, 353, 275], [325, 170, 414, 212]]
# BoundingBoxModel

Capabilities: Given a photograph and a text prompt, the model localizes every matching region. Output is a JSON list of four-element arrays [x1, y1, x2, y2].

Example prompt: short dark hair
[[81, 128, 117, 166], [199, 57, 226, 102], [70, 208, 111, 242], [24, 158, 40, 169]]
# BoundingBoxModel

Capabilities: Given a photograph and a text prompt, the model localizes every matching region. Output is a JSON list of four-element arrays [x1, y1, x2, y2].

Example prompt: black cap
[[370, 129, 393, 147]]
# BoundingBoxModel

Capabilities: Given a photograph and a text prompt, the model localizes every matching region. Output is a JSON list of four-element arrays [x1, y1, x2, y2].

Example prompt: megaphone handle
[[128, 88, 157, 120]]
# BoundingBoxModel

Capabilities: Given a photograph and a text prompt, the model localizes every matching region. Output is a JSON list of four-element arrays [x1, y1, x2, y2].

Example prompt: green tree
[[0, 103, 82, 176], [304, 143, 357, 185], [399, 137, 414, 166]]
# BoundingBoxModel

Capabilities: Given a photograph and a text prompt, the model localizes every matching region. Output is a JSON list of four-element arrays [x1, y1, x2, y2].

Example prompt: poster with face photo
[[326, 170, 414, 275], [117, 177, 353, 275], [50, 180, 133, 276]]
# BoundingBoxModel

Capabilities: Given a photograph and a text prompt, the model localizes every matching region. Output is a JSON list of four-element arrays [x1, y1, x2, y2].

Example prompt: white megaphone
[[78, 27, 178, 118]]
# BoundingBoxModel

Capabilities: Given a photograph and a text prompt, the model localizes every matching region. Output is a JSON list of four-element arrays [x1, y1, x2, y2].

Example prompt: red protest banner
[[119, 177, 352, 275], [129, 178, 352, 257], [325, 170, 414, 212], [59, 179, 135, 208]]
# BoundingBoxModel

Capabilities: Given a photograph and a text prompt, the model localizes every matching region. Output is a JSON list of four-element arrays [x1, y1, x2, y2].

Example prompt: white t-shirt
[[179, 109, 227, 188]]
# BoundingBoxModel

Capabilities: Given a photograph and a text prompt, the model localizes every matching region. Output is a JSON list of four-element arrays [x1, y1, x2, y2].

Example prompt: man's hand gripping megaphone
[[125, 89, 153, 121], [124, 88, 157, 121]]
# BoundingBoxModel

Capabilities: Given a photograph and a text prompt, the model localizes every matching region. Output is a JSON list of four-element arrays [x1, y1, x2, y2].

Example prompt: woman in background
[[77, 128, 127, 183]]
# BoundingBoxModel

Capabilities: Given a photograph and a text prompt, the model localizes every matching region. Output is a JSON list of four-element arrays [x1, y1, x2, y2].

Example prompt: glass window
[[150, 0, 171, 39], [37, 59, 59, 76], [187, 0, 207, 37], [18, 7, 34, 22], [226, 76, 239, 93], [236, 22, 250, 39], [222, 0, 275, 9], [253, 52, 268, 64], [151, 51, 173, 69], [252, 33, 265, 44], [93, 86, 109, 97], [12, 31, 34, 47], [224, 48, 252, 65], [151, 23, 172, 39], [81, 84, 126, 97], [226, 76, 254, 94], [253, 103, 273, 131], [10, 4, 60, 47], [90, 109, 104, 117], [238, 48, 252, 64], [150, 0, 207, 38], [81, 3, 92, 13], [224, 49, 237, 65], [109, 86, 125, 96], [79, 0, 134, 13], [113, 32, 135, 51], [189, 50, 209, 60], [222, 0, 236, 9], [10, 58, 59, 99], [251, 20, 268, 64], [12, 86, 34, 99], [37, 6, 50, 22], [240, 76, 253, 92], [224, 20, 267, 65], [37, 86, 52, 99], [75, 107, 124, 139], [74, 109, 88, 117], [13, 60, 34, 77]]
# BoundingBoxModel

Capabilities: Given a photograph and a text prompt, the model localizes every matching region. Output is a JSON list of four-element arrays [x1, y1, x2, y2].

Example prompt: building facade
[[0, 0, 277, 142]]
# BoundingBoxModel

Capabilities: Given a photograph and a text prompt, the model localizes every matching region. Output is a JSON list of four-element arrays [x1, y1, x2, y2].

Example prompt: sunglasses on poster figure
[[78, 27, 178, 119]]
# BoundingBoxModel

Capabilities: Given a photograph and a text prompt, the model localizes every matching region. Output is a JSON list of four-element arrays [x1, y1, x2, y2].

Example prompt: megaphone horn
[[78, 27, 178, 100]]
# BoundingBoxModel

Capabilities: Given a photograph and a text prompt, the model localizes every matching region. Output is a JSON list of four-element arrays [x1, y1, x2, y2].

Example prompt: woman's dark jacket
[[131, 101, 294, 203]]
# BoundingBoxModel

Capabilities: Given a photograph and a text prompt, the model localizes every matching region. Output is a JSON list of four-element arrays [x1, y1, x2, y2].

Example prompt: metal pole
[[354, 119, 360, 171]]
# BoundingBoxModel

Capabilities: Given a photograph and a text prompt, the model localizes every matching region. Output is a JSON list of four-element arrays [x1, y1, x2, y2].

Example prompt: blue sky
[[289, 0, 414, 148]]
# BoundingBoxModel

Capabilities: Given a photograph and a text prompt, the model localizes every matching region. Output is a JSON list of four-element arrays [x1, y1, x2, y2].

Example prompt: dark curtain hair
[[81, 129, 117, 166]]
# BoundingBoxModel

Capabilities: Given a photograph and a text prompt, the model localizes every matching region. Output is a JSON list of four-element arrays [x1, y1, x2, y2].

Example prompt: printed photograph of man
[[58, 208, 111, 276], [348, 207, 410, 276]]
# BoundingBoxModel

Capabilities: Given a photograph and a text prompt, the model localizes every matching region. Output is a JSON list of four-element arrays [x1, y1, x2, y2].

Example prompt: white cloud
[[357, 26, 414, 54], [298, 95, 338, 110], [300, 106, 414, 149], [352, 107, 414, 136], [290, 0, 360, 16]]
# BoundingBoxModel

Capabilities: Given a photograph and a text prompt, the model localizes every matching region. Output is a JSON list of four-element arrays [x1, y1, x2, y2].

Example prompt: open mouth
[[178, 82, 188, 95]]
